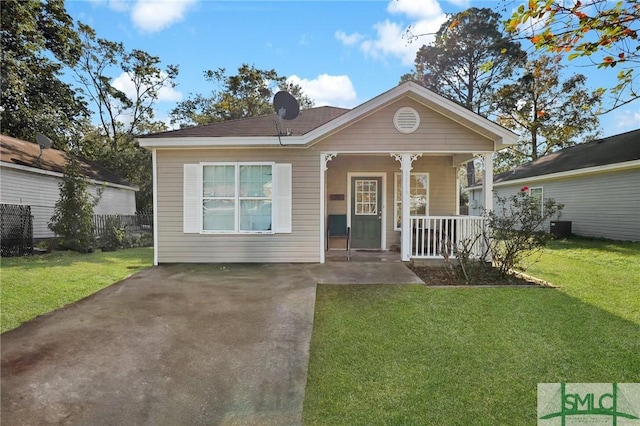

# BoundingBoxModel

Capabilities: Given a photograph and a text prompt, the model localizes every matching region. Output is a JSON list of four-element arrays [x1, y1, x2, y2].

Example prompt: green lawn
[[1, 247, 153, 333], [303, 238, 640, 425]]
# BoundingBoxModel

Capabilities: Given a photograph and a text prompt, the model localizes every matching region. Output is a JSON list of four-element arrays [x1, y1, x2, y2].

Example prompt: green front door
[[350, 177, 382, 249]]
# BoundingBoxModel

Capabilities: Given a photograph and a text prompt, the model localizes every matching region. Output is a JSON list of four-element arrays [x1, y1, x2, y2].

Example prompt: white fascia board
[[138, 82, 518, 150], [138, 136, 305, 149], [467, 159, 640, 191], [0, 161, 139, 191], [403, 82, 519, 148]]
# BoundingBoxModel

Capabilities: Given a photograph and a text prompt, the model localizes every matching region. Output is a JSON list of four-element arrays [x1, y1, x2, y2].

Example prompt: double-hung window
[[184, 161, 291, 234], [394, 173, 429, 230], [529, 187, 543, 217], [202, 163, 274, 233]]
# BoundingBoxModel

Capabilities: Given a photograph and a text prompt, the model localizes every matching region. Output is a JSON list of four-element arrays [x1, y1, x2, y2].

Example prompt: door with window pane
[[350, 177, 382, 249]]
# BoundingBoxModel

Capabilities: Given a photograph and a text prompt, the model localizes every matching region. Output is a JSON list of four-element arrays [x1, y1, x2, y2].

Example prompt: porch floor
[[326, 249, 402, 263]]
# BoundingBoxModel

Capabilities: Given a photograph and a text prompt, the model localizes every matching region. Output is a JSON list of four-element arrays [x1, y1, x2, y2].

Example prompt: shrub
[[48, 156, 98, 253], [100, 217, 126, 251], [483, 189, 563, 275]]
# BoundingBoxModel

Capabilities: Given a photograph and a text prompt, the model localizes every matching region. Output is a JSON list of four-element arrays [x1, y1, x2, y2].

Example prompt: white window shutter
[[183, 164, 200, 233], [274, 163, 292, 233]]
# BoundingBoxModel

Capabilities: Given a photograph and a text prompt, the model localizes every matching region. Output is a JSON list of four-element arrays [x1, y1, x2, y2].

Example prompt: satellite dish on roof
[[35, 133, 53, 150], [273, 91, 300, 120]]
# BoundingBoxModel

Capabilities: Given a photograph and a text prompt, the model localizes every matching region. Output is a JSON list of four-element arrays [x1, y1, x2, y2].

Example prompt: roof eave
[[138, 136, 307, 149], [139, 82, 519, 150]]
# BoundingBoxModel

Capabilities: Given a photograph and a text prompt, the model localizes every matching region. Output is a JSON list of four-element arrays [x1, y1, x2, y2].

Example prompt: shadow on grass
[[303, 285, 640, 425], [1, 247, 153, 269]]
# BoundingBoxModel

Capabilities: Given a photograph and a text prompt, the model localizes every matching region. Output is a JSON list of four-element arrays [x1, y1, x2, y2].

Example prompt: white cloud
[[287, 74, 357, 108], [131, 0, 197, 33], [112, 71, 183, 103], [336, 0, 447, 66], [335, 30, 365, 46], [609, 106, 640, 133], [387, 0, 443, 19], [445, 0, 470, 7], [108, 0, 130, 12]]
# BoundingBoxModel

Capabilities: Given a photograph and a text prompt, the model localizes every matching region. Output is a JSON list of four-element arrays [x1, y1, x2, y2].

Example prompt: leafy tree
[[71, 23, 178, 212], [493, 55, 601, 172], [0, 0, 88, 146], [170, 64, 314, 127], [506, 0, 639, 111], [74, 23, 178, 144], [49, 155, 97, 253], [404, 8, 526, 116]]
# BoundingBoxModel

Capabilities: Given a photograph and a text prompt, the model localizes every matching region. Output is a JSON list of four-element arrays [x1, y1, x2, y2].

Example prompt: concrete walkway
[[1, 262, 422, 425]]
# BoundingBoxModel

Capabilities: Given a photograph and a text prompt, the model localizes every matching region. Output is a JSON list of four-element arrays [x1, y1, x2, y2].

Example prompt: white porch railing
[[409, 216, 488, 259]]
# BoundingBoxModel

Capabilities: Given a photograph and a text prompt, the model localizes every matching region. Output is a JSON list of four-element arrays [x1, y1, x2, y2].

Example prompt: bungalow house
[[0, 134, 138, 240], [138, 82, 518, 264], [467, 129, 640, 241]]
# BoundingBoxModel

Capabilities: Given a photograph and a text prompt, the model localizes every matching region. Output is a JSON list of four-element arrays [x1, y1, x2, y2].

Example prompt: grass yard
[[302, 238, 640, 425], [1, 247, 153, 333]]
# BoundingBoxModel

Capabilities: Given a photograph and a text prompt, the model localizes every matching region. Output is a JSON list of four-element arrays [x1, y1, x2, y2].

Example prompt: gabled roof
[[138, 82, 518, 150], [140, 106, 350, 138], [493, 129, 640, 185], [0, 134, 136, 189]]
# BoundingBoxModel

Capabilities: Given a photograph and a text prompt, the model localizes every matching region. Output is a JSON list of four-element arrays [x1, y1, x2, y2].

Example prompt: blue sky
[[67, 0, 639, 138]]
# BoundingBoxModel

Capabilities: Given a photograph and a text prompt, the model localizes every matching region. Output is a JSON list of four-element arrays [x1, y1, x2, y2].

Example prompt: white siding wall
[[484, 168, 640, 241], [0, 167, 136, 239]]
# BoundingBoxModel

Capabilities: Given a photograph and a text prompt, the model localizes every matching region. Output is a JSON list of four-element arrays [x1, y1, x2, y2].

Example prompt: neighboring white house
[[0, 134, 138, 239], [468, 129, 640, 241], [138, 82, 518, 265]]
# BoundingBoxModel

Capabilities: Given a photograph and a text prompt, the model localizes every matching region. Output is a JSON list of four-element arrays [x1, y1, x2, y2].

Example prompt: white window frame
[[201, 162, 275, 234], [529, 186, 544, 216], [394, 172, 430, 231]]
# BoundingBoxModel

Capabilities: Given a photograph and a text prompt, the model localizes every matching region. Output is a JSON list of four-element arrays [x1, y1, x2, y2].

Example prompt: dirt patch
[[407, 264, 549, 287]]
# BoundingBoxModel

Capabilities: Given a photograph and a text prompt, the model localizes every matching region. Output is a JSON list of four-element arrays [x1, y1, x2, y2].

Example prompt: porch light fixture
[[393, 107, 420, 134]]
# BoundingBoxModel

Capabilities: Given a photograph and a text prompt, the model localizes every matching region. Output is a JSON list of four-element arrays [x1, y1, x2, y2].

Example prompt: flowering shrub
[[482, 191, 563, 276]]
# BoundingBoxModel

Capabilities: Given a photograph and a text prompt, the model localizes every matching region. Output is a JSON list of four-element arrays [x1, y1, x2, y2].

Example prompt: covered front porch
[[320, 151, 494, 263]]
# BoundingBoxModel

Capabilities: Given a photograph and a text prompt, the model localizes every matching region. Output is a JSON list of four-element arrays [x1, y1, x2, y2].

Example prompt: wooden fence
[[93, 214, 153, 238]]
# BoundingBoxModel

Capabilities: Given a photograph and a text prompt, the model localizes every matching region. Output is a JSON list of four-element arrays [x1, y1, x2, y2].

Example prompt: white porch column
[[319, 153, 337, 263], [482, 153, 493, 212], [392, 153, 422, 261]]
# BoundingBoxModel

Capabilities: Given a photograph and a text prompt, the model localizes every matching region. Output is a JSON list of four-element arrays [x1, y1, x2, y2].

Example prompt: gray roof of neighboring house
[[492, 129, 640, 184], [138, 106, 350, 138], [0, 134, 136, 188]]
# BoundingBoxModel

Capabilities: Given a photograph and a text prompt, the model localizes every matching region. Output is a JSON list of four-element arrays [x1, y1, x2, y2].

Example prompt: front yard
[[302, 238, 640, 424], [1, 248, 153, 332]]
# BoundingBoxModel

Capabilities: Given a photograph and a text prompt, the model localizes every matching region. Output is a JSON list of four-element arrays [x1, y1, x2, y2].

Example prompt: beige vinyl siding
[[155, 148, 320, 263], [325, 155, 457, 249], [492, 168, 640, 241], [0, 167, 136, 239], [314, 99, 495, 152]]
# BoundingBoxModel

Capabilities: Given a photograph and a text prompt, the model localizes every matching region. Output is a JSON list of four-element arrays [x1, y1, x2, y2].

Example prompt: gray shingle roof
[[494, 129, 640, 184], [138, 106, 350, 138]]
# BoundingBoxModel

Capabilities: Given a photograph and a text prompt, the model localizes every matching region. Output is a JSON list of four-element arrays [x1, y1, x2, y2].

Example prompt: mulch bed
[[407, 264, 552, 287]]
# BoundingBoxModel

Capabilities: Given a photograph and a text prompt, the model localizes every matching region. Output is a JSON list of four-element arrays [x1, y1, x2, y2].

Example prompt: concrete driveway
[[1, 262, 422, 425]]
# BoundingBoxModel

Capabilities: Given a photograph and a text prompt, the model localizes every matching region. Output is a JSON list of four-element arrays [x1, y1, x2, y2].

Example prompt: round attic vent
[[393, 107, 420, 134]]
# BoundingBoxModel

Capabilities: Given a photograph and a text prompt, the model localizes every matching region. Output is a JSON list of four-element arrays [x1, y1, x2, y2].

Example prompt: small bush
[[483, 190, 563, 275], [99, 217, 126, 251]]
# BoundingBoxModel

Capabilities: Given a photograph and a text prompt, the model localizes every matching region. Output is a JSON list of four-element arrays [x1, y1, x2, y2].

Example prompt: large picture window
[[202, 163, 273, 232], [394, 173, 429, 230]]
